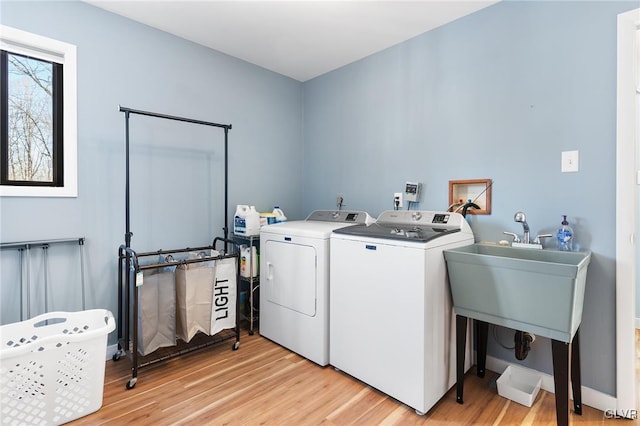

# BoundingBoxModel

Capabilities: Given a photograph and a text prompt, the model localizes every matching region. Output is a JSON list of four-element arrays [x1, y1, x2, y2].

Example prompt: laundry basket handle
[[1, 310, 116, 359]]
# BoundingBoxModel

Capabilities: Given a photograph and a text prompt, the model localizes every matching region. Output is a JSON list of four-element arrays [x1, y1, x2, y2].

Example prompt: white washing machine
[[260, 210, 375, 366], [330, 210, 474, 415]]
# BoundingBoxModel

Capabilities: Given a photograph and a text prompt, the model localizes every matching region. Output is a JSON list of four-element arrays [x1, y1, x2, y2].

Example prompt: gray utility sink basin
[[443, 244, 591, 342]]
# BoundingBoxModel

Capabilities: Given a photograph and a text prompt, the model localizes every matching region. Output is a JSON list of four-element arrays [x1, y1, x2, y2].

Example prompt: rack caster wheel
[[248, 330, 254, 336], [232, 341, 240, 351], [125, 378, 137, 390], [112, 351, 123, 361]]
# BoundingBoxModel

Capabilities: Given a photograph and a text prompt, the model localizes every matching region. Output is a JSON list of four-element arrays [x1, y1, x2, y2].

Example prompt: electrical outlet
[[394, 192, 403, 208]]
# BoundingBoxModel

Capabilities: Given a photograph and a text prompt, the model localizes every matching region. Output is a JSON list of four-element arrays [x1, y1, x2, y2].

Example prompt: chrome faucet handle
[[503, 231, 521, 243], [534, 234, 553, 245]]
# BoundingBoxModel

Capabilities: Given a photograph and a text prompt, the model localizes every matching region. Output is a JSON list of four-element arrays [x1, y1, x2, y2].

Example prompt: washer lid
[[333, 222, 460, 243]]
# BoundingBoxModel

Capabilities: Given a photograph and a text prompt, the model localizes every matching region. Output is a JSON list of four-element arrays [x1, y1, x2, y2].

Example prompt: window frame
[[0, 25, 77, 197]]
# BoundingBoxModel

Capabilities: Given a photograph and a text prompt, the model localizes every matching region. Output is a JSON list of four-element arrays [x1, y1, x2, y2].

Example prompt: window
[[0, 26, 77, 197]]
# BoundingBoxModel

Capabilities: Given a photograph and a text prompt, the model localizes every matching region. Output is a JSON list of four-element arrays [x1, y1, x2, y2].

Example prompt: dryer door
[[264, 241, 317, 317]]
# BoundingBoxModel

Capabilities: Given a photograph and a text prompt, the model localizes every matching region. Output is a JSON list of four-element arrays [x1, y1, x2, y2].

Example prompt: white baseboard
[[635, 317, 640, 329], [486, 355, 616, 413]]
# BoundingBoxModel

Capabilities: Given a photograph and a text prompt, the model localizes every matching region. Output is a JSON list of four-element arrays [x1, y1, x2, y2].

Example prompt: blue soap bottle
[[556, 215, 574, 251]]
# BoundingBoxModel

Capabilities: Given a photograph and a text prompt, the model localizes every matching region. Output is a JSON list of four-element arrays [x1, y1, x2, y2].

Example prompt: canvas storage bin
[[137, 266, 177, 355], [175, 259, 216, 342], [0, 309, 115, 425], [210, 255, 237, 335]]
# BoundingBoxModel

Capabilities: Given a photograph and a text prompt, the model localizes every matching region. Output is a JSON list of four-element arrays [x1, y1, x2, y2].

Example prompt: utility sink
[[443, 244, 591, 342]]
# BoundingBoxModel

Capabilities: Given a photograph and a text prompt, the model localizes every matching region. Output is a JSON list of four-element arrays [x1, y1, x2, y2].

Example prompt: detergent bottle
[[240, 245, 258, 278], [234, 205, 260, 236], [272, 206, 287, 223], [234, 205, 249, 235], [246, 206, 260, 235]]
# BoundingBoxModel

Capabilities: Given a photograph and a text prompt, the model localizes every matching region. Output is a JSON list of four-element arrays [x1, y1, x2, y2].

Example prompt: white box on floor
[[496, 364, 542, 407]]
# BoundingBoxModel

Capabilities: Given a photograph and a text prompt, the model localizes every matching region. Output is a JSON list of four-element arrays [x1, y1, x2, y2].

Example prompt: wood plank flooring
[[637, 328, 640, 419], [69, 329, 618, 425]]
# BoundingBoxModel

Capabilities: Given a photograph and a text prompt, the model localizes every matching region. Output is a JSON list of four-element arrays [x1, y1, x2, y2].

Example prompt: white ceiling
[[87, 0, 499, 82]]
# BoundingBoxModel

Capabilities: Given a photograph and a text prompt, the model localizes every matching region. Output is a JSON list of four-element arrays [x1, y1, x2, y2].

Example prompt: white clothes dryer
[[259, 210, 375, 366], [330, 210, 474, 415]]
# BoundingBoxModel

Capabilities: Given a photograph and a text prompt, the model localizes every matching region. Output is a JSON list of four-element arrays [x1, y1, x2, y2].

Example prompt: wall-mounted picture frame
[[448, 178, 492, 215]]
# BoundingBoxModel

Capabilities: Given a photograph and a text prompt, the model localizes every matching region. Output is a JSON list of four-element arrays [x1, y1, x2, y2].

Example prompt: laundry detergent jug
[[272, 206, 287, 223], [240, 246, 258, 278], [234, 205, 260, 236]]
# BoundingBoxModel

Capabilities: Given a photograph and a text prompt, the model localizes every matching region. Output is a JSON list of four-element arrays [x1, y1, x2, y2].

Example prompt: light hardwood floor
[[69, 329, 626, 425], [637, 328, 640, 421]]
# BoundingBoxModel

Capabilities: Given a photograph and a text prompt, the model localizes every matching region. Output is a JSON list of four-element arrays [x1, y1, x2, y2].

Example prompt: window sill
[[0, 184, 77, 197]]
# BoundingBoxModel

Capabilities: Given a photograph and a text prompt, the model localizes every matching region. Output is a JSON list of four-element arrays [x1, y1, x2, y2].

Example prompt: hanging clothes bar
[[117, 105, 232, 249], [119, 106, 232, 129], [0, 237, 87, 320], [0, 238, 86, 249]]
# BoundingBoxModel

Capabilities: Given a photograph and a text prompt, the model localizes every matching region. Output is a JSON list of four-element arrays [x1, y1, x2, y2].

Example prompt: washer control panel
[[377, 210, 463, 228], [432, 214, 450, 224]]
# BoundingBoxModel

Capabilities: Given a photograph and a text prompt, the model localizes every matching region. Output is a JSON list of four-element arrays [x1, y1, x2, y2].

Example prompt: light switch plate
[[561, 150, 579, 173]]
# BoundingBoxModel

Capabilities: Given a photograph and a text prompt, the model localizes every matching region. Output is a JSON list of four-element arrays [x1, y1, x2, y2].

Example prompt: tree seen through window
[[2, 50, 62, 186]]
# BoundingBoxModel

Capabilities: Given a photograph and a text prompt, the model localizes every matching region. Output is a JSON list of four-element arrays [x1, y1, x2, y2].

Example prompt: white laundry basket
[[0, 309, 115, 425]]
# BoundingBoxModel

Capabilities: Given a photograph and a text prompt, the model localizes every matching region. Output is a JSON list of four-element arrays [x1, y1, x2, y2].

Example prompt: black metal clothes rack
[[114, 107, 238, 390], [119, 106, 233, 248]]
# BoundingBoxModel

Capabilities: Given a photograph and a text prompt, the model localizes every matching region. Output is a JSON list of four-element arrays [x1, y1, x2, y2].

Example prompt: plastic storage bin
[[496, 364, 542, 407], [1, 309, 115, 425]]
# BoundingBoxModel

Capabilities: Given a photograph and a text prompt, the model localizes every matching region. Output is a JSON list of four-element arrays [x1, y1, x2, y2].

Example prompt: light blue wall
[[302, 0, 637, 397], [0, 2, 304, 325], [1, 0, 634, 401]]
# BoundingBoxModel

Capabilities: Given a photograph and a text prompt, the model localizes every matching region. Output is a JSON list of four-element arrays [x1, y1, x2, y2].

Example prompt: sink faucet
[[504, 211, 552, 247], [514, 211, 530, 244]]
